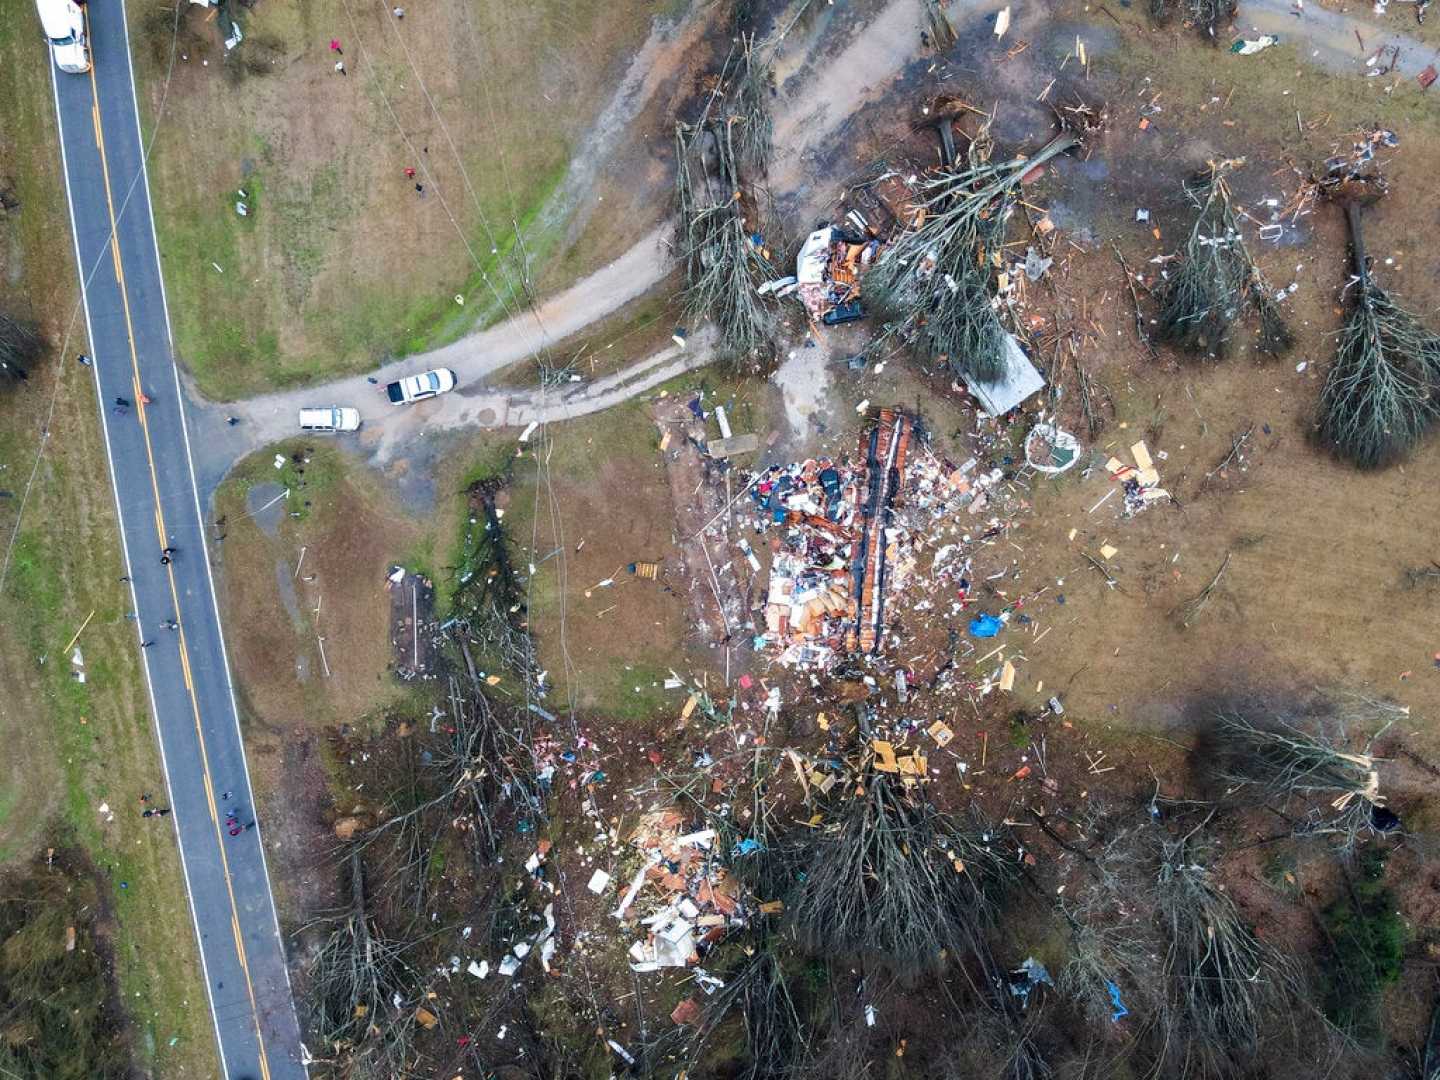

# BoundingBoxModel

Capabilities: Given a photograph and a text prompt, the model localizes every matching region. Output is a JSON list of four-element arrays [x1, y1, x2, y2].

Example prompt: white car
[[298, 407, 361, 432], [386, 368, 456, 405], [36, 0, 89, 73]]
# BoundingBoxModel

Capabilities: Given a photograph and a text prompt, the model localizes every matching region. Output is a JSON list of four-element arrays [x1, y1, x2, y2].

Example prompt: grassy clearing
[[0, 13, 216, 1076], [127, 0, 664, 400]]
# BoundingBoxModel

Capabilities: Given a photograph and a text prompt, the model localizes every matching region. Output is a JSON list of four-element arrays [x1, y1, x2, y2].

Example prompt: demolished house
[[750, 409, 912, 667], [750, 408, 1021, 669]]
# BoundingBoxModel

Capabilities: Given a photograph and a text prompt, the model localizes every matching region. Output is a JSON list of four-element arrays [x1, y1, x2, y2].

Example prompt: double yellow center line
[[85, 30, 273, 1080]]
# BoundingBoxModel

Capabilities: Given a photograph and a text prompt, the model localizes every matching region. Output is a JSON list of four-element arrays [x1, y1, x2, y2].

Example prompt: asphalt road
[[47, 5, 306, 1078]]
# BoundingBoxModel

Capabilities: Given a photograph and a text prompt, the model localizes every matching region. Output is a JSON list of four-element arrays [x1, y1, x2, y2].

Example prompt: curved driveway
[[48, 3, 305, 1077]]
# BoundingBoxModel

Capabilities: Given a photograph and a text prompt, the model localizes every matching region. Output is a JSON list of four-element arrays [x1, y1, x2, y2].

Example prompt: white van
[[298, 407, 361, 432], [35, 0, 89, 74]]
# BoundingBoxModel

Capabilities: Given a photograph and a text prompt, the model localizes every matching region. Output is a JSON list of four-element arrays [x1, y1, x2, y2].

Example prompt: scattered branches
[[1400, 559, 1440, 591], [1202, 424, 1255, 485], [868, 128, 1079, 383], [1170, 551, 1231, 627], [1317, 202, 1440, 469], [1113, 242, 1157, 362], [1155, 162, 1291, 360], [788, 774, 1013, 979], [923, 0, 958, 49]]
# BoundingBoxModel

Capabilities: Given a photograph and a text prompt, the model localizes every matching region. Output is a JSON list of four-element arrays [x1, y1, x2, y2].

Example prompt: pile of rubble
[[794, 224, 881, 325], [1098, 438, 1170, 517], [612, 810, 751, 972]]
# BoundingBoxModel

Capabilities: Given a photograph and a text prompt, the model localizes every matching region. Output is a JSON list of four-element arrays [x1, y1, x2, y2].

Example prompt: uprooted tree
[[1154, 160, 1292, 360], [1149, 0, 1236, 41], [868, 125, 1079, 383], [451, 473, 537, 685], [304, 853, 423, 1079], [675, 40, 778, 370], [668, 781, 815, 1080], [350, 671, 543, 911], [1201, 698, 1394, 853], [1317, 199, 1440, 469], [0, 309, 43, 386], [1153, 832, 1304, 1079], [787, 770, 1014, 980]]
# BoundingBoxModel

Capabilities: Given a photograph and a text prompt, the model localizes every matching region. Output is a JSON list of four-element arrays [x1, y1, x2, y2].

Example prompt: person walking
[[161, 619, 178, 631], [335, 59, 346, 75], [76, 353, 92, 366], [329, 38, 342, 54], [140, 640, 155, 648]]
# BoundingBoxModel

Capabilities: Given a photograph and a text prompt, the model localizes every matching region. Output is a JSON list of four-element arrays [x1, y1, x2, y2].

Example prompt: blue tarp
[[1106, 981, 1129, 1022], [968, 614, 1002, 638]]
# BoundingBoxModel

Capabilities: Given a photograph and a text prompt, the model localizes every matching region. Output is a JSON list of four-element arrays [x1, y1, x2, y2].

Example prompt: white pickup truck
[[386, 368, 456, 405], [36, 0, 89, 73]]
